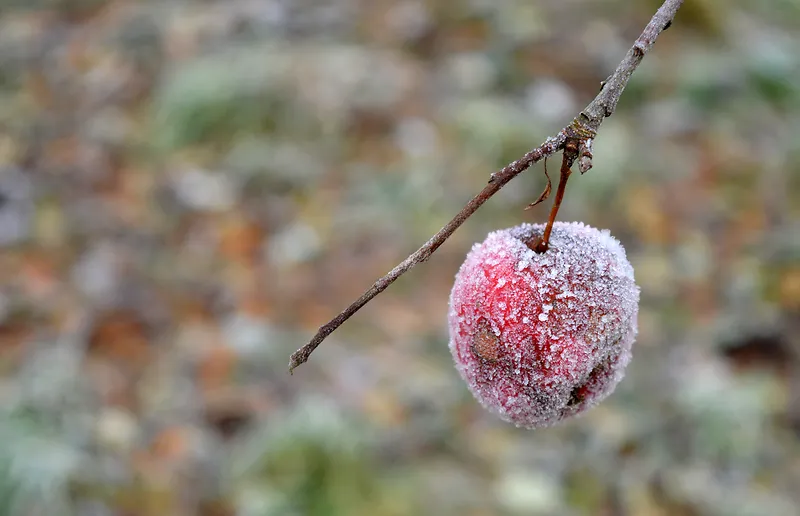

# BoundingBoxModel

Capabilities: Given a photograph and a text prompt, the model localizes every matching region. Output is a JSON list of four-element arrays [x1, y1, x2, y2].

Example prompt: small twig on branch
[[289, 0, 684, 373]]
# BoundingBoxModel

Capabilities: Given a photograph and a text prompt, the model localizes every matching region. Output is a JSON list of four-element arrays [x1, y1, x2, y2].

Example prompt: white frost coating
[[448, 221, 640, 429]]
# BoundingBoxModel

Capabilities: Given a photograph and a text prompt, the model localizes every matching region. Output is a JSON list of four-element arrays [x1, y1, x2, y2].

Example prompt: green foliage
[[152, 46, 294, 149], [0, 407, 83, 516], [451, 97, 545, 165], [228, 397, 418, 516]]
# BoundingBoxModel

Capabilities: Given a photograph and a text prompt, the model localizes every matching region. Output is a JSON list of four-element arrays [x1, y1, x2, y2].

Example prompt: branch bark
[[289, 0, 684, 373]]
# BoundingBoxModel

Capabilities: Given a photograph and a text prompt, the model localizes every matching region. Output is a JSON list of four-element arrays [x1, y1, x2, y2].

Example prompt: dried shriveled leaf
[[525, 159, 552, 210]]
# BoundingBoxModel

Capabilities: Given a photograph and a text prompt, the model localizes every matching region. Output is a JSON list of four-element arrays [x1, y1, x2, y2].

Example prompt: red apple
[[448, 222, 640, 428]]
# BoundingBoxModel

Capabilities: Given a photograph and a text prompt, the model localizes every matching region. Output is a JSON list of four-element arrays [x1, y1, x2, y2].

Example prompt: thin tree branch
[[289, 0, 684, 373]]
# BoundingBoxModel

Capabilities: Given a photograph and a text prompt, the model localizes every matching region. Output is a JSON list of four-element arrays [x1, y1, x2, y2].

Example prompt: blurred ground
[[0, 0, 798, 515]]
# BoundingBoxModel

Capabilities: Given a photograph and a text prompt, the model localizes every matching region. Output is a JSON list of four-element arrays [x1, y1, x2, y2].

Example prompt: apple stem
[[533, 140, 579, 253]]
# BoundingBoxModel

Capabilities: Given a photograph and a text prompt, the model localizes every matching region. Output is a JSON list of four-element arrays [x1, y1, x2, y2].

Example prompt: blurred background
[[0, 0, 798, 515]]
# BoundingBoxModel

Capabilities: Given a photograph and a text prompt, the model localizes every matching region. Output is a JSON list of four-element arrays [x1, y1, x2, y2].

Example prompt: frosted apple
[[448, 221, 640, 428]]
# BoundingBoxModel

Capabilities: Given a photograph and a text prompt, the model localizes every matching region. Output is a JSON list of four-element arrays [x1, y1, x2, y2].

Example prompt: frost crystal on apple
[[448, 221, 640, 429]]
